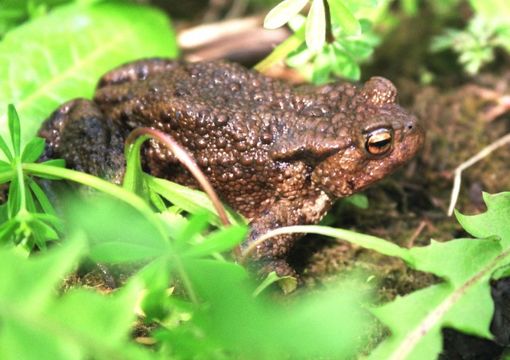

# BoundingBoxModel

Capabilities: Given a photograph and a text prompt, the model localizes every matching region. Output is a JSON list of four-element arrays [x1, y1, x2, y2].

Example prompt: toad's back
[[91, 60, 360, 218]]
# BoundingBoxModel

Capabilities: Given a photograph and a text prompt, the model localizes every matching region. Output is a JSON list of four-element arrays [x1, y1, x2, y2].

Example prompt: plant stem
[[125, 128, 230, 227], [22, 163, 165, 237], [254, 25, 306, 73], [15, 158, 27, 212], [241, 225, 413, 264]]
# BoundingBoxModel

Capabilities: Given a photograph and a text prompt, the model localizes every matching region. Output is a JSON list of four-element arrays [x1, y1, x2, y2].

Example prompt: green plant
[[0, 1, 178, 148], [432, 0, 510, 75], [0, 0, 73, 36], [0, 105, 64, 251], [0, 238, 155, 360], [258, 0, 382, 82]]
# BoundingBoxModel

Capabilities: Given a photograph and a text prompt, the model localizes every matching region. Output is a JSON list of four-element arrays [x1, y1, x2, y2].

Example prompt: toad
[[39, 59, 424, 276]]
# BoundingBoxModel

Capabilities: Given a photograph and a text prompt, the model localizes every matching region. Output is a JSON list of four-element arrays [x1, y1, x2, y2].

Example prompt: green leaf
[[173, 212, 212, 249], [40, 159, 65, 167], [182, 225, 247, 259], [91, 242, 168, 263], [344, 193, 369, 209], [287, 44, 314, 67], [332, 46, 360, 80], [253, 271, 297, 296], [0, 2, 178, 149], [370, 237, 503, 359], [21, 137, 45, 163], [7, 174, 20, 218], [0, 246, 155, 360], [369, 192, 510, 360], [456, 192, 510, 247], [148, 187, 168, 212], [312, 48, 333, 84], [400, 0, 419, 16], [0, 133, 13, 162], [0, 160, 10, 172], [30, 218, 59, 243], [0, 238, 83, 309], [0, 220, 17, 245], [24, 179, 36, 213], [147, 176, 245, 227], [340, 37, 375, 60], [264, 0, 309, 29], [36, 159, 66, 179], [328, 0, 361, 35], [306, 0, 326, 52], [7, 105, 21, 157], [492, 263, 510, 280], [180, 259, 369, 359], [66, 195, 170, 263], [27, 178, 57, 216], [123, 135, 150, 199]]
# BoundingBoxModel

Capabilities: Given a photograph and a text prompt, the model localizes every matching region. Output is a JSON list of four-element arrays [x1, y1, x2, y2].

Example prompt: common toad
[[39, 59, 424, 276]]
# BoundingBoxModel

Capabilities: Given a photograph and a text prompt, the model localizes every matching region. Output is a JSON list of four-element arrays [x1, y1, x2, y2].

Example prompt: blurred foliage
[[0, 238, 155, 360], [0, 0, 75, 36], [432, 0, 510, 74], [0, 1, 178, 148]]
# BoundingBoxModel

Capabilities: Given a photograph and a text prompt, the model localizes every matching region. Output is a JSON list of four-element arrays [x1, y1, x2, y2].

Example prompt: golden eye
[[365, 128, 393, 155]]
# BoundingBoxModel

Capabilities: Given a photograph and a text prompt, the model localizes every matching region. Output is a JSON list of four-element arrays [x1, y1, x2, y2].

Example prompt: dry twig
[[448, 132, 510, 216]]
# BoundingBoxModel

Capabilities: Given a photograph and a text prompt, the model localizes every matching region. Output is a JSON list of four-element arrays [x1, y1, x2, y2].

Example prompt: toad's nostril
[[404, 115, 419, 132]]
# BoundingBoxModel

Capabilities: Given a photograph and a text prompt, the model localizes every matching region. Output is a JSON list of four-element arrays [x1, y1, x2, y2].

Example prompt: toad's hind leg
[[39, 99, 126, 184], [97, 58, 181, 88]]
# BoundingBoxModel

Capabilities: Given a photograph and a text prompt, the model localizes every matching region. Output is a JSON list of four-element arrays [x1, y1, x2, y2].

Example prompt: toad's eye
[[365, 128, 393, 155]]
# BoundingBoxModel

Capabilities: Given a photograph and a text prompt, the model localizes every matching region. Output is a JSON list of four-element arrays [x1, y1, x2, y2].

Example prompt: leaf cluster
[[0, 239, 154, 360], [0, 105, 64, 251], [432, 0, 510, 75], [0, 1, 178, 148], [0, 100, 371, 358], [262, 0, 381, 82]]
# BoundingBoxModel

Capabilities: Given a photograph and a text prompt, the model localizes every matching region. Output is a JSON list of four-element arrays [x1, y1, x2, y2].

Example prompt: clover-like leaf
[[21, 137, 45, 163], [306, 0, 326, 52], [328, 0, 361, 35], [264, 0, 309, 29]]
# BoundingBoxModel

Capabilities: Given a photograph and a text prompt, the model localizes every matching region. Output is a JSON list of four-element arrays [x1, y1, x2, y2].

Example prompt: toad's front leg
[[241, 191, 333, 278]]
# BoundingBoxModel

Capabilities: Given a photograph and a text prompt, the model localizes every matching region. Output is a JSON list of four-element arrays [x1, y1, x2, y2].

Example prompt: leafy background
[[0, 1, 178, 146]]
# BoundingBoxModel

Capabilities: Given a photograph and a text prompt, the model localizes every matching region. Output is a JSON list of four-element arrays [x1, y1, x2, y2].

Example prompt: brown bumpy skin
[[39, 59, 424, 277]]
